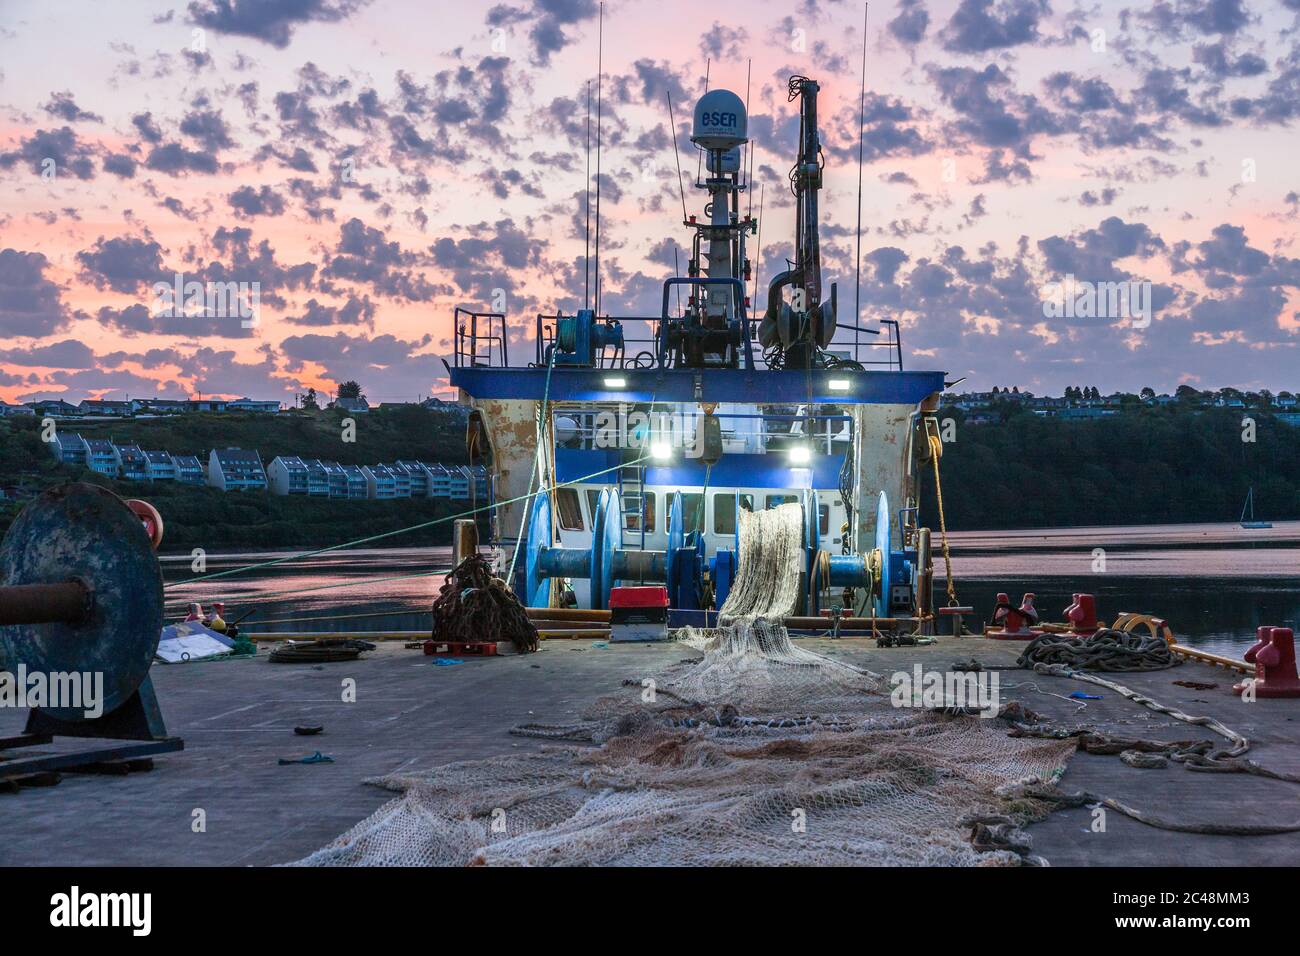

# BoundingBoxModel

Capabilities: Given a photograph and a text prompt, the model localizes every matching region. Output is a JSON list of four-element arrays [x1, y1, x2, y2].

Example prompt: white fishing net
[[293, 504, 1075, 867]]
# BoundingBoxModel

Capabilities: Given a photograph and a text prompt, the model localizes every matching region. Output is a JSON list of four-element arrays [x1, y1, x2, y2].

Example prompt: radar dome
[[691, 89, 747, 150]]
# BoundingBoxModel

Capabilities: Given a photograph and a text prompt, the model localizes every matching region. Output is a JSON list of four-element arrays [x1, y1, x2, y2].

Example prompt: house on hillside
[[393, 460, 431, 496], [335, 396, 370, 414], [208, 448, 267, 491], [29, 399, 81, 417], [228, 397, 281, 413], [79, 399, 136, 417], [320, 461, 367, 498], [267, 456, 310, 495], [136, 398, 189, 415], [112, 443, 148, 480], [143, 450, 176, 480], [362, 463, 397, 499], [302, 459, 331, 496], [385, 462, 413, 497], [423, 462, 452, 498], [171, 454, 206, 485], [50, 432, 88, 466], [83, 438, 118, 476], [187, 399, 229, 413]]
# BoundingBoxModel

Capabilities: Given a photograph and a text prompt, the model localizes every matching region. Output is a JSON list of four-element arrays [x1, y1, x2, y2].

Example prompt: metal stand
[[0, 678, 183, 780]]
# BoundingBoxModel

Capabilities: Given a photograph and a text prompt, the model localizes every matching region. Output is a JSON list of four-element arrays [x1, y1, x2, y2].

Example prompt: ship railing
[[453, 307, 509, 368], [467, 305, 901, 372], [534, 313, 664, 368], [836, 317, 903, 371]]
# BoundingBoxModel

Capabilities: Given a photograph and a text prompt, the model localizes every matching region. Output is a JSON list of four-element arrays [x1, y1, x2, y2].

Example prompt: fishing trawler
[[449, 76, 950, 626]]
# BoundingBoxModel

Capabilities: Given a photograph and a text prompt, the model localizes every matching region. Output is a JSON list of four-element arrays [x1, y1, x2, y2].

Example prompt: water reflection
[[160, 523, 1300, 658]]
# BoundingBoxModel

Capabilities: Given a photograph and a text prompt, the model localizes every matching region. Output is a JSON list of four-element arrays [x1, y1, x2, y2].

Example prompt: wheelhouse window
[[713, 493, 754, 535], [556, 487, 584, 531]]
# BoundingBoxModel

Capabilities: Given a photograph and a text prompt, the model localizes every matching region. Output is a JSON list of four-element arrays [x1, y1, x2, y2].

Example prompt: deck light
[[650, 440, 672, 461], [788, 445, 811, 464], [604, 376, 626, 388], [828, 378, 851, 391]]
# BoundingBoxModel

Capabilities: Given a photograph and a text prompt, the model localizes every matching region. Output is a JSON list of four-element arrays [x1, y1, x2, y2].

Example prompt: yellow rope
[[927, 432, 958, 607], [866, 548, 881, 641]]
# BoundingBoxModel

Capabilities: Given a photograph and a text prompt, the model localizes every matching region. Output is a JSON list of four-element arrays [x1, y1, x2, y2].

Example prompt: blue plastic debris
[[1069, 691, 1103, 700], [278, 751, 334, 765], [432, 658, 465, 666], [591, 642, 608, 649]]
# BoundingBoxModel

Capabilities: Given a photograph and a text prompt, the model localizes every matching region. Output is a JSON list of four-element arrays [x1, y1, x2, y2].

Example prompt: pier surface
[[1, 638, 1296, 866]]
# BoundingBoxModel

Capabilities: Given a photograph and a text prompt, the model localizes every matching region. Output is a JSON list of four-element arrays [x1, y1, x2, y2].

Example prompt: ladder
[[617, 457, 647, 553]]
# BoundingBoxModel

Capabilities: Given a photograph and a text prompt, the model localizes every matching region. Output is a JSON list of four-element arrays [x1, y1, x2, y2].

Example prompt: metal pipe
[[526, 607, 610, 621], [538, 547, 592, 579], [528, 620, 608, 630], [1169, 644, 1252, 674], [916, 528, 933, 629], [452, 519, 479, 567], [611, 548, 666, 582], [783, 615, 911, 629], [0, 581, 92, 627]]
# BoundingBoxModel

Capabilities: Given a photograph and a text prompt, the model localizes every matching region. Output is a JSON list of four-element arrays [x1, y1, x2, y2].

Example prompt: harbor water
[[161, 521, 1300, 659]]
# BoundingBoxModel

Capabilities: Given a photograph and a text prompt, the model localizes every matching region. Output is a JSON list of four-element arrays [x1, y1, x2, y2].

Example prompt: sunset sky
[[2, 0, 1299, 404]]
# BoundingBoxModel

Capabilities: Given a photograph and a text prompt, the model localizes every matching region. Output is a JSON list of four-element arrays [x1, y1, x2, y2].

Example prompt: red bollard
[[1235, 627, 1300, 699], [1243, 626, 1272, 664], [1063, 593, 1099, 636], [988, 592, 1041, 640]]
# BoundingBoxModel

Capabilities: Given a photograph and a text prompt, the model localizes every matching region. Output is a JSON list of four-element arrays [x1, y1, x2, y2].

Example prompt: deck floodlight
[[650, 440, 672, 461], [828, 378, 851, 391], [788, 444, 811, 464], [604, 376, 627, 388]]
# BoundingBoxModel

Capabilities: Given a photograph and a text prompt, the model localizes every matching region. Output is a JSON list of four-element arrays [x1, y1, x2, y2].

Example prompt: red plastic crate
[[608, 586, 669, 609]]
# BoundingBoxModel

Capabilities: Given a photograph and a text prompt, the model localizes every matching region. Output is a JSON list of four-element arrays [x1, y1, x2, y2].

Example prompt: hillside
[[922, 404, 1300, 530], [3, 402, 1297, 549], [0, 406, 480, 551]]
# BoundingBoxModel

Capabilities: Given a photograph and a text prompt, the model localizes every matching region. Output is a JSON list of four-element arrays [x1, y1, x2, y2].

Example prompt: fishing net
[[293, 504, 1075, 867], [430, 554, 539, 653]]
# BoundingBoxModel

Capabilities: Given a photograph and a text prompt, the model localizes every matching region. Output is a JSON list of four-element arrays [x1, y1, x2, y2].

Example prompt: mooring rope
[[926, 432, 957, 607], [163, 455, 648, 591], [1018, 629, 1180, 672]]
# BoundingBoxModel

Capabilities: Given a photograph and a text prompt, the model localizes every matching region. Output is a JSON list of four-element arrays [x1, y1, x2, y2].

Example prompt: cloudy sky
[[1, 0, 1298, 404]]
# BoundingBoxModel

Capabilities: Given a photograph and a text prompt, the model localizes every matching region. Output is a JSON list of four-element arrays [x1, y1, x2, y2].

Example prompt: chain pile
[[1016, 628, 1179, 672], [430, 554, 539, 653]]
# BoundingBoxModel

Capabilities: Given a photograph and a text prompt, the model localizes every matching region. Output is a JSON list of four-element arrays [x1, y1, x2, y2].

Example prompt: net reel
[[727, 488, 918, 619], [523, 488, 703, 610], [0, 482, 183, 779]]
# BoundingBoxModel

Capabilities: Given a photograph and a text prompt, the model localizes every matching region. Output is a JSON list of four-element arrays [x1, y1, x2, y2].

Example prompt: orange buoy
[[125, 498, 164, 550]]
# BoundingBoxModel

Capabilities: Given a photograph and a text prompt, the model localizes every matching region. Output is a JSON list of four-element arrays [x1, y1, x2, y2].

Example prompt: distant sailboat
[[1240, 487, 1272, 529]]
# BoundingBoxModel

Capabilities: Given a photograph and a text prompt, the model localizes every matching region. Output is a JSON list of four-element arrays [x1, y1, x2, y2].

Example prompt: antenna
[[694, 58, 710, 185], [585, 79, 592, 311], [673, 245, 682, 314], [854, 2, 869, 363], [666, 89, 688, 224], [743, 58, 752, 212], [594, 1, 604, 316], [752, 182, 764, 311]]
